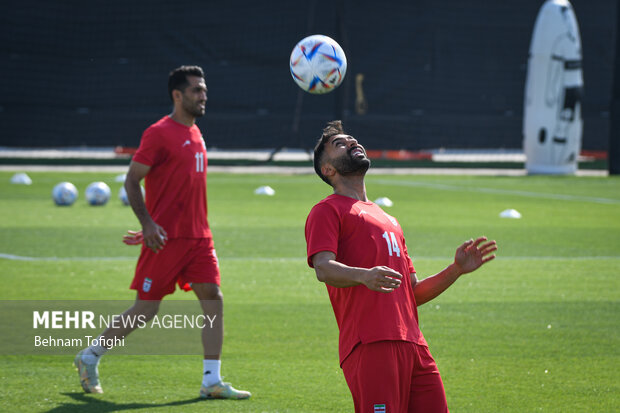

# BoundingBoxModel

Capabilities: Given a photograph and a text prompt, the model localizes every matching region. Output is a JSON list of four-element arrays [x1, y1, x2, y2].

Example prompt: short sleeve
[[402, 238, 415, 274], [132, 126, 163, 167], [305, 202, 341, 268]]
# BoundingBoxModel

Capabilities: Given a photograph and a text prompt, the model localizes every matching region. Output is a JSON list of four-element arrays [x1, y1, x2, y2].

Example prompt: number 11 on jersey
[[382, 231, 401, 257], [195, 152, 204, 172]]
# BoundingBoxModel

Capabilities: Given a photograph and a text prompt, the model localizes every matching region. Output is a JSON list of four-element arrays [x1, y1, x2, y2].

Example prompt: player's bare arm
[[411, 236, 497, 305], [312, 251, 403, 293], [125, 160, 168, 252]]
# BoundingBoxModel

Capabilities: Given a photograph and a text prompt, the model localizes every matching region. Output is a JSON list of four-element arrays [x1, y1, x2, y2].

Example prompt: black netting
[[0, 0, 614, 150]]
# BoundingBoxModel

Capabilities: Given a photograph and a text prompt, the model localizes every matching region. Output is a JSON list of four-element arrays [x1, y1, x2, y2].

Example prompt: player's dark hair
[[313, 120, 345, 186], [168, 65, 205, 102]]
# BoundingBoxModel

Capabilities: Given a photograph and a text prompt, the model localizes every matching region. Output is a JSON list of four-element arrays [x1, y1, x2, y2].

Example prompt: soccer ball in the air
[[290, 34, 347, 94], [85, 182, 111, 206], [52, 182, 78, 206]]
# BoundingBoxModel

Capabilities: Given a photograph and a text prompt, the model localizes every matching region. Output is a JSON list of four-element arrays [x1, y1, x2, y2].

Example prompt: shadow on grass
[[45, 392, 204, 412]]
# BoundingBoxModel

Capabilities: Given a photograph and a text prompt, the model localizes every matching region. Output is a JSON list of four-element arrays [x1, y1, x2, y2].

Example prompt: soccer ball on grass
[[118, 185, 145, 206], [85, 182, 111, 206], [52, 182, 78, 206], [118, 186, 130, 206]]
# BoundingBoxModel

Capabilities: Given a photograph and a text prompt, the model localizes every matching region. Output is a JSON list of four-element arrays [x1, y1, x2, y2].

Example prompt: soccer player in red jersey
[[305, 120, 497, 413], [74, 66, 250, 400]]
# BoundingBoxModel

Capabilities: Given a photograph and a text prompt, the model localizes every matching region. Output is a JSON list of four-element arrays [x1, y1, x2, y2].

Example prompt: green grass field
[[1, 170, 619, 412]]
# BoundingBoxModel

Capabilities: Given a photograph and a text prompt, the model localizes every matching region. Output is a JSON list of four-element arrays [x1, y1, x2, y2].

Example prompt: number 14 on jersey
[[382, 231, 401, 257]]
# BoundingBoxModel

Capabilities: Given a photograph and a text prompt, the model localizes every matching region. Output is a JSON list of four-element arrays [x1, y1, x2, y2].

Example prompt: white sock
[[202, 359, 222, 387], [82, 340, 108, 364]]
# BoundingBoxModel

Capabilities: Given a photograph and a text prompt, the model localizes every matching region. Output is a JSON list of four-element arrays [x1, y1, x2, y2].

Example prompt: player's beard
[[332, 148, 371, 177], [183, 99, 205, 118]]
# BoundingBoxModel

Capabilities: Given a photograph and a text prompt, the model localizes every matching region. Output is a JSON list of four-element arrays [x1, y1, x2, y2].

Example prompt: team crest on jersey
[[374, 404, 386, 413], [143, 277, 152, 292]]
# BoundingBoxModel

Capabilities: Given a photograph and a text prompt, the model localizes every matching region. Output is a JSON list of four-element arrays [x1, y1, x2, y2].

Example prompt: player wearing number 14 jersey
[[305, 120, 497, 413], [73, 65, 250, 400]]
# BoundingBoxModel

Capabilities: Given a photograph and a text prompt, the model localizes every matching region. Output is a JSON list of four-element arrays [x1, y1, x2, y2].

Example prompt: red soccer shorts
[[130, 237, 220, 300], [341, 340, 448, 413]]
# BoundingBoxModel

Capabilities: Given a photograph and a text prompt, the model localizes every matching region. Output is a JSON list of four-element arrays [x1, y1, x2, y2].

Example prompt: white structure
[[523, 0, 584, 174], [254, 186, 275, 196], [10, 172, 32, 185]]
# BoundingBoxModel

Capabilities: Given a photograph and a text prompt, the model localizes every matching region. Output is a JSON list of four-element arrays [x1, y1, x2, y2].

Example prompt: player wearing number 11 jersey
[[305, 120, 497, 413], [74, 65, 250, 400], [131, 114, 210, 241]]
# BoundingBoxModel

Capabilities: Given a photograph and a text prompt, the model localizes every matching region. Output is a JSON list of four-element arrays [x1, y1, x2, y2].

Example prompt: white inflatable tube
[[523, 0, 584, 175]]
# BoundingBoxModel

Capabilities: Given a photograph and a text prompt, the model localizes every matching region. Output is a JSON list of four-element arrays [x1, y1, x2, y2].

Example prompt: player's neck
[[333, 176, 367, 201], [168, 109, 196, 127]]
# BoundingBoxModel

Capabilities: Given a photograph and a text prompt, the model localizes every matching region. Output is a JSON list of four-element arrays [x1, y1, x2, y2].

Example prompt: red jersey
[[132, 116, 211, 239], [305, 194, 427, 365]]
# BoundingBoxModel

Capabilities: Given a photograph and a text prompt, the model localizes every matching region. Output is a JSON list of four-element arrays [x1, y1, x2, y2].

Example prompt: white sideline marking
[[1, 253, 618, 262], [0, 253, 302, 262], [417, 256, 620, 261], [370, 179, 620, 205], [0, 253, 136, 262]]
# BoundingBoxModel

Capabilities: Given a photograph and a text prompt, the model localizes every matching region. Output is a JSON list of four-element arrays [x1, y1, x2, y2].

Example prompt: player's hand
[[454, 236, 497, 275], [122, 230, 143, 245], [363, 266, 403, 293], [141, 222, 168, 253]]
